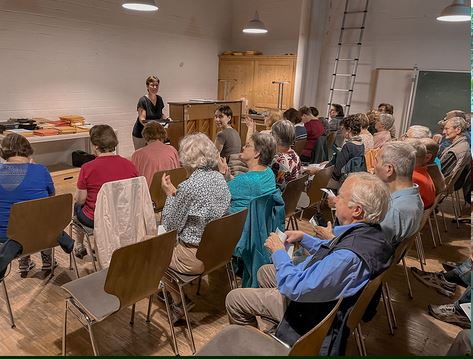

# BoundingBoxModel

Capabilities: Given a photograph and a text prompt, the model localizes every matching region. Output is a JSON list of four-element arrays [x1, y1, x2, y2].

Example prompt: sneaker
[[410, 267, 457, 297], [428, 304, 471, 329], [441, 261, 463, 272], [18, 260, 35, 278], [74, 246, 88, 259], [169, 297, 195, 324]]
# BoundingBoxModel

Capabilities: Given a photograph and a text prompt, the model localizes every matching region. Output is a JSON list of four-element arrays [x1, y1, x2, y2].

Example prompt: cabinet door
[[218, 59, 254, 107], [253, 59, 295, 111]]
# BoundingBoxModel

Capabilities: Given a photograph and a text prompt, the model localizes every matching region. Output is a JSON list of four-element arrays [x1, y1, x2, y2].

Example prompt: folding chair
[[149, 167, 188, 213], [164, 209, 248, 354], [302, 166, 334, 218], [62, 231, 177, 356], [282, 174, 309, 230], [195, 296, 343, 356], [3, 194, 76, 328]]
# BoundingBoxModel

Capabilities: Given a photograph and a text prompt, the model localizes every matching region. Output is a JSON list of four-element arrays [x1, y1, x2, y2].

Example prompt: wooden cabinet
[[218, 55, 296, 112], [168, 100, 243, 149], [47, 163, 80, 196]]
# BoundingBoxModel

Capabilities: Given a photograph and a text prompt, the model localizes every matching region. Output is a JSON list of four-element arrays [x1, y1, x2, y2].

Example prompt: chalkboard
[[409, 70, 469, 133]]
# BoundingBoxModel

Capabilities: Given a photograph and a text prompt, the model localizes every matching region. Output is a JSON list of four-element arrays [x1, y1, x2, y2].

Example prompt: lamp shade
[[243, 11, 268, 34], [436, 0, 470, 22], [122, 0, 158, 11]]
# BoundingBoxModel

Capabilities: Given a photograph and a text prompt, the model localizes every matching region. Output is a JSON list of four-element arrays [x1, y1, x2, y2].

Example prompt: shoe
[[441, 261, 462, 272], [428, 304, 471, 329], [410, 267, 456, 297], [41, 260, 58, 272], [169, 297, 195, 324], [18, 260, 35, 278], [74, 246, 88, 259]]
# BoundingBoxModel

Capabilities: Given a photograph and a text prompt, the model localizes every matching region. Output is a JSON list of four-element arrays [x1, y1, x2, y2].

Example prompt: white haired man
[[225, 172, 394, 355]]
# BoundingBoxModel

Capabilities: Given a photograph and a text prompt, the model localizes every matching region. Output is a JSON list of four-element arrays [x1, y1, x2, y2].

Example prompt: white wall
[[313, 0, 470, 118], [0, 0, 232, 158]]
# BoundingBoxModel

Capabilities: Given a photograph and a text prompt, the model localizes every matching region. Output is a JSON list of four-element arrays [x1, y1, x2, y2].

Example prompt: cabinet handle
[[63, 176, 73, 180]]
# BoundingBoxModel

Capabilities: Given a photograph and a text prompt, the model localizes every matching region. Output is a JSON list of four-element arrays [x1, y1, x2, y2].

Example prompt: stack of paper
[[4, 129, 34, 137], [60, 115, 85, 126]]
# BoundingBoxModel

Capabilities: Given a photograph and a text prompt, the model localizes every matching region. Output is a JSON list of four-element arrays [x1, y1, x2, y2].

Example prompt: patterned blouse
[[271, 149, 302, 190], [162, 167, 230, 246]]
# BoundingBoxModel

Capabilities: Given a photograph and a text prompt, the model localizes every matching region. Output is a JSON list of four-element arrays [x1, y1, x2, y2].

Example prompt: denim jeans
[[74, 203, 94, 228], [444, 257, 471, 288]]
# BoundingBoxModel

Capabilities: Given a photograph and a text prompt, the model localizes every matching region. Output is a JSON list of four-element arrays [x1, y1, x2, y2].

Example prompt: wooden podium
[[167, 100, 243, 149]]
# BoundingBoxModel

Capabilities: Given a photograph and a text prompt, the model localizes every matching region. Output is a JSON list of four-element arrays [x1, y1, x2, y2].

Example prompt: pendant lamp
[[122, 0, 158, 12], [243, 11, 268, 34], [436, 0, 470, 22]]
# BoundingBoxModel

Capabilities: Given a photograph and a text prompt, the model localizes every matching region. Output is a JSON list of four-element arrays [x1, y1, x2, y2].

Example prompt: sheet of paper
[[460, 303, 471, 320], [275, 228, 294, 258]]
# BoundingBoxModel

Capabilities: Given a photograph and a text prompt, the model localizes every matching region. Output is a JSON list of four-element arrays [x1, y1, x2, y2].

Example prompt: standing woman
[[132, 75, 166, 150]]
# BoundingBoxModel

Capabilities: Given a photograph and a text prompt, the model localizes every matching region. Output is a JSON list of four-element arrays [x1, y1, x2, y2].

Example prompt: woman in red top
[[299, 106, 325, 163], [74, 125, 138, 258]]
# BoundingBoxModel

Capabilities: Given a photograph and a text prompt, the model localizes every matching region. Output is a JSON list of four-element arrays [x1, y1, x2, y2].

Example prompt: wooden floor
[[0, 197, 469, 356]]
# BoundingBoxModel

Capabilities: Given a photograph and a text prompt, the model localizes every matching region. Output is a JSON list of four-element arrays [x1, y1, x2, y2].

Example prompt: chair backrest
[[196, 209, 248, 274], [326, 132, 337, 158], [392, 233, 417, 265], [306, 166, 334, 206], [149, 167, 188, 211], [104, 230, 176, 310], [346, 271, 387, 330], [426, 163, 446, 196], [7, 194, 73, 256], [282, 174, 309, 217], [293, 139, 307, 157], [364, 148, 380, 173], [288, 296, 343, 356]]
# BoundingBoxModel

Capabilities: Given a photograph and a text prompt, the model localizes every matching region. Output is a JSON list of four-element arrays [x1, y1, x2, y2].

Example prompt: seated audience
[[436, 110, 466, 156], [402, 125, 432, 139], [270, 120, 301, 190], [311, 106, 329, 135], [298, 106, 325, 163], [378, 103, 396, 138], [359, 112, 374, 150], [74, 125, 139, 258], [283, 108, 307, 140], [328, 103, 345, 148], [420, 137, 441, 168], [373, 113, 395, 149], [366, 109, 380, 135], [325, 114, 365, 190], [439, 117, 471, 184], [405, 139, 436, 209], [214, 105, 242, 160], [222, 132, 277, 213], [225, 172, 393, 355], [411, 255, 471, 329], [161, 132, 231, 321], [131, 122, 179, 186], [0, 134, 74, 276]]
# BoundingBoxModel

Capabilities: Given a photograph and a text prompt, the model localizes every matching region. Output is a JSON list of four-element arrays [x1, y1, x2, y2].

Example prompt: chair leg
[[196, 277, 202, 295], [130, 303, 136, 326], [62, 300, 68, 356], [162, 285, 179, 356], [384, 282, 397, 329], [439, 206, 447, 232], [84, 233, 97, 272], [50, 247, 56, 278], [353, 327, 363, 356], [293, 216, 299, 230], [450, 193, 460, 228], [146, 295, 153, 323], [178, 284, 196, 354], [402, 258, 413, 299], [357, 324, 367, 356], [225, 264, 234, 290], [414, 234, 425, 271], [354, 325, 366, 356], [87, 321, 99, 356], [432, 212, 443, 245], [1, 279, 15, 328], [70, 254, 80, 279], [427, 217, 437, 248], [227, 262, 238, 289], [381, 283, 394, 335]]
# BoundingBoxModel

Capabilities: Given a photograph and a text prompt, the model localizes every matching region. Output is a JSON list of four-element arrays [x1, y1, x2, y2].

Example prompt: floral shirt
[[271, 149, 302, 190]]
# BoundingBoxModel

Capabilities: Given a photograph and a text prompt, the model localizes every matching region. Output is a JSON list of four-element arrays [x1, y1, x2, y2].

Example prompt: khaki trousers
[[225, 264, 286, 326]]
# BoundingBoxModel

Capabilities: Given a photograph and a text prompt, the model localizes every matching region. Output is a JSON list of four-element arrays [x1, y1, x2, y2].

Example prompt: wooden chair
[[346, 271, 388, 356], [364, 148, 380, 173], [164, 209, 248, 354], [62, 231, 177, 356], [3, 194, 76, 328], [427, 163, 448, 235], [149, 167, 187, 213], [302, 166, 334, 217], [293, 139, 307, 157], [195, 296, 343, 356], [326, 132, 337, 160], [282, 174, 309, 230]]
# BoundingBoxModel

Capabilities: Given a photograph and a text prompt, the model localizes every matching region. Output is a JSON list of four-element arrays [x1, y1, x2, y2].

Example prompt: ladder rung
[[341, 26, 365, 30], [333, 73, 355, 77], [331, 89, 353, 92], [344, 10, 367, 14], [336, 58, 359, 61], [338, 42, 362, 46], [328, 103, 351, 107]]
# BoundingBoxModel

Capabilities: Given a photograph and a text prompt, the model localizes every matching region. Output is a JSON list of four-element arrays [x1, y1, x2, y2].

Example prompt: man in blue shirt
[[225, 172, 393, 343]]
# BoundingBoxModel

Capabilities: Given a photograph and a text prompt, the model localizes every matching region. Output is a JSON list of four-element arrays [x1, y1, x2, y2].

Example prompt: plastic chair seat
[[165, 268, 201, 286], [196, 325, 290, 356], [62, 269, 119, 322]]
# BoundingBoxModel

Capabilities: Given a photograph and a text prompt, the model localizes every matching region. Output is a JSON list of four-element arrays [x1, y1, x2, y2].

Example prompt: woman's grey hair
[[378, 113, 395, 131], [379, 141, 416, 178], [178, 132, 219, 170], [346, 172, 390, 224], [252, 132, 276, 166], [446, 117, 467, 133], [407, 125, 431, 138], [271, 120, 296, 148]]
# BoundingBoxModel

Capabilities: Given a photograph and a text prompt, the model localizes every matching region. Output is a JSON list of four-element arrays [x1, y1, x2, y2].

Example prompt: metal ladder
[[326, 0, 369, 117]]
